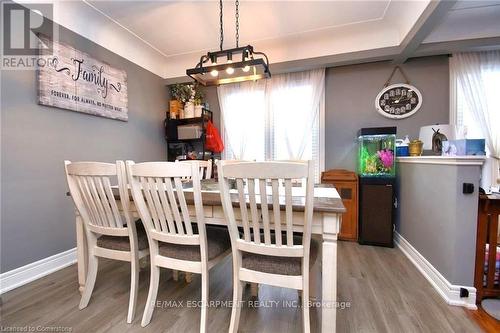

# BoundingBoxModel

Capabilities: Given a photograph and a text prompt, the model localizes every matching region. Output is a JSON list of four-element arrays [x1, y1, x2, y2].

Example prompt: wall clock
[[375, 83, 422, 119], [375, 66, 422, 119]]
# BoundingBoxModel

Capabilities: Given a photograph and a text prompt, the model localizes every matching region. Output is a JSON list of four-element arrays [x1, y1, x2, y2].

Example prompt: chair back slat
[[284, 178, 294, 246], [88, 177, 108, 227], [271, 179, 282, 246], [174, 177, 194, 235], [149, 177, 170, 232], [102, 177, 123, 227], [85, 176, 107, 227], [178, 159, 213, 180], [236, 178, 251, 241], [218, 161, 314, 255], [164, 176, 186, 235], [140, 176, 162, 232], [76, 176, 100, 226], [259, 179, 271, 245], [65, 161, 128, 234], [127, 161, 202, 244], [95, 177, 116, 227], [247, 178, 261, 245], [156, 178, 177, 233]]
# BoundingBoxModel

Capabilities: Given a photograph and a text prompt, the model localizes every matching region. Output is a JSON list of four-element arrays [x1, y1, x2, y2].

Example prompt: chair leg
[[127, 256, 140, 324], [200, 270, 209, 333], [139, 256, 149, 270], [229, 280, 243, 333], [172, 269, 179, 282], [79, 255, 98, 309], [250, 282, 258, 298], [141, 265, 160, 327], [302, 286, 310, 333]]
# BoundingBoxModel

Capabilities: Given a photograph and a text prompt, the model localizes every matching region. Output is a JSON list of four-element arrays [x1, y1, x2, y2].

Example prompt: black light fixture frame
[[186, 45, 271, 86]]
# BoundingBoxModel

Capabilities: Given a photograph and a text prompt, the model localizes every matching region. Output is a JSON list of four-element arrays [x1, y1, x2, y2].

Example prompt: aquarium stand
[[358, 177, 395, 247]]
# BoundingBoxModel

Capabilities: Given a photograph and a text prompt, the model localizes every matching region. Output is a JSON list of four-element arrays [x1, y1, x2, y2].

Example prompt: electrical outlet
[[463, 183, 474, 194]]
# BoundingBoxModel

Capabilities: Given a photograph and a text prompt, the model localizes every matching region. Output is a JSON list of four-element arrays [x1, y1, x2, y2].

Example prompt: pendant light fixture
[[186, 0, 271, 86]]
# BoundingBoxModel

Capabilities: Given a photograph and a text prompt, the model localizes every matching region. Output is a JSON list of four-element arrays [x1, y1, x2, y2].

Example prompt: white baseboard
[[395, 232, 477, 310], [0, 248, 77, 294]]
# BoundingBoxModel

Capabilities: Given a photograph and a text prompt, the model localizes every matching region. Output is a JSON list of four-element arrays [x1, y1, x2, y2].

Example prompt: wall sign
[[38, 36, 128, 121], [375, 66, 422, 119]]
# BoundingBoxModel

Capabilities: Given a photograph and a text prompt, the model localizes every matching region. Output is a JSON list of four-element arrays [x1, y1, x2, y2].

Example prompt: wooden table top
[[67, 182, 346, 214]]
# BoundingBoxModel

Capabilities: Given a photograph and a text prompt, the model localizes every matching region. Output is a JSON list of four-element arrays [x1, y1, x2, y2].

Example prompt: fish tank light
[[357, 127, 397, 178]]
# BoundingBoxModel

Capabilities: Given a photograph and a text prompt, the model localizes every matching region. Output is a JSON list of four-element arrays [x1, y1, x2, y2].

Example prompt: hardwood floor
[[466, 306, 500, 333], [0, 242, 483, 332]]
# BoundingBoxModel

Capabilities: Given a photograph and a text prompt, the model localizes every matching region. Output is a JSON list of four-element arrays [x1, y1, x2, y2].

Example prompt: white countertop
[[396, 155, 486, 166]]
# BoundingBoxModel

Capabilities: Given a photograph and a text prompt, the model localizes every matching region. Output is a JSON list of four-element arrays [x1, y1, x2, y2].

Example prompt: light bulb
[[242, 65, 250, 72], [210, 69, 218, 77], [225, 60, 234, 74]]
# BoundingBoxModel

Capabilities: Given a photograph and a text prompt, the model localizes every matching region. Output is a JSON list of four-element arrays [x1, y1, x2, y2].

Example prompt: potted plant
[[169, 84, 185, 119], [180, 84, 195, 118], [193, 86, 204, 117], [169, 84, 204, 119]]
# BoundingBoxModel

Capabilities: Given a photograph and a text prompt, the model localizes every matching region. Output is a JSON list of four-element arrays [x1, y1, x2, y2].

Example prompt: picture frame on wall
[[37, 35, 129, 121]]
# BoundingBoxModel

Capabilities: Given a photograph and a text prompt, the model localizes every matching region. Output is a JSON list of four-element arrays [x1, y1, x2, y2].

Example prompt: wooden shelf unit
[[165, 108, 214, 161]]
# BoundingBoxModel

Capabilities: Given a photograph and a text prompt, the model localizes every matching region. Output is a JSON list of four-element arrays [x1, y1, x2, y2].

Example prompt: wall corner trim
[[395, 232, 477, 310], [0, 248, 77, 295]]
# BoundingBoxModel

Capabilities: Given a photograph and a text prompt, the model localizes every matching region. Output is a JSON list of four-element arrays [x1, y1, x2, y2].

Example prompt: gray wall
[[199, 86, 221, 130], [1, 24, 168, 272], [325, 56, 449, 171], [202, 55, 450, 171], [396, 162, 481, 286]]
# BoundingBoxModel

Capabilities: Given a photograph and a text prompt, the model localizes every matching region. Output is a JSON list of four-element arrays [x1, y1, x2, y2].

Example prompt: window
[[217, 69, 325, 182], [450, 51, 500, 186], [456, 69, 500, 140]]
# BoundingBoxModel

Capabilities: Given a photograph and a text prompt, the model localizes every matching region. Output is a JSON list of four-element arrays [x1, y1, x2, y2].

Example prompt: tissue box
[[442, 139, 486, 156]]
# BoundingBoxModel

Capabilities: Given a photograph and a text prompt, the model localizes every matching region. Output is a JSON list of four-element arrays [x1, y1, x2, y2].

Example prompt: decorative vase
[[194, 105, 203, 117], [184, 102, 195, 119], [408, 140, 423, 156]]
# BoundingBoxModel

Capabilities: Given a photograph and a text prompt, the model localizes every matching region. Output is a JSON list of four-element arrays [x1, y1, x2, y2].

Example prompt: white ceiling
[[43, 0, 500, 79], [424, 0, 500, 43], [88, 0, 391, 57]]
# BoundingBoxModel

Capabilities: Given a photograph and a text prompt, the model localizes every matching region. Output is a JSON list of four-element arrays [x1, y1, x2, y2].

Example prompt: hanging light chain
[[219, 0, 224, 51], [235, 0, 240, 48]]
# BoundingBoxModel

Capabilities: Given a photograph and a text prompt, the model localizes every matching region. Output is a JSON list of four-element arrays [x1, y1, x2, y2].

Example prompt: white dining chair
[[174, 159, 214, 283], [64, 160, 149, 324], [218, 160, 317, 333], [177, 159, 213, 179], [125, 161, 231, 331]]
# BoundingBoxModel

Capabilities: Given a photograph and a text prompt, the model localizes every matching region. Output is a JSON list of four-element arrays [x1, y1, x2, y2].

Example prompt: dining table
[[71, 181, 345, 332]]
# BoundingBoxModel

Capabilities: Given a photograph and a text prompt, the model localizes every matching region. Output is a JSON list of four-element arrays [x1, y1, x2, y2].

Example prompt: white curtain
[[217, 79, 266, 160], [217, 69, 325, 179], [267, 70, 324, 160], [450, 51, 500, 186]]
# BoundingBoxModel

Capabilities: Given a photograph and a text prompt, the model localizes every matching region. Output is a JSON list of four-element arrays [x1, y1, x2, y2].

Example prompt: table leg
[[76, 213, 87, 294], [309, 234, 322, 301], [321, 213, 341, 333]]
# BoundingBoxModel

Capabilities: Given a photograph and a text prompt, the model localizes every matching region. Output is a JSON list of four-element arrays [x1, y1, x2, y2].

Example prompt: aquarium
[[358, 127, 396, 177]]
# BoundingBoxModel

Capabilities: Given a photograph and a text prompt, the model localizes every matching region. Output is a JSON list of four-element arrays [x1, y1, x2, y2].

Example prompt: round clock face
[[375, 83, 422, 119]]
